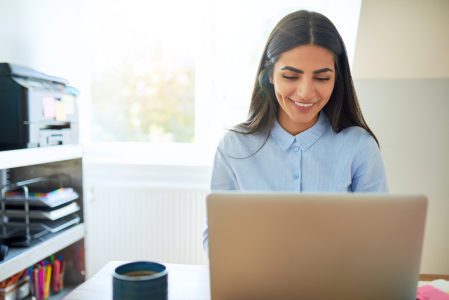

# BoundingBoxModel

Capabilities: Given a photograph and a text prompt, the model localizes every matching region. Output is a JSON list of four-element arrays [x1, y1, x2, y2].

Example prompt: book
[[4, 187, 79, 208], [417, 285, 449, 300]]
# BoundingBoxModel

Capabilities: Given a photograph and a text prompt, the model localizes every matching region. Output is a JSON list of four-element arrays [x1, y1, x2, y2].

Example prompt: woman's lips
[[293, 101, 313, 107], [288, 97, 318, 109]]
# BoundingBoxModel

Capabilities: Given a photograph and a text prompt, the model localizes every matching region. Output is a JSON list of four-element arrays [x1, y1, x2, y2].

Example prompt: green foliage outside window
[[91, 53, 195, 143]]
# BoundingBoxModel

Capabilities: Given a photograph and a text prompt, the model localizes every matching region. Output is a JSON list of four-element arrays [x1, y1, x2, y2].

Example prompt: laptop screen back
[[207, 193, 427, 300]]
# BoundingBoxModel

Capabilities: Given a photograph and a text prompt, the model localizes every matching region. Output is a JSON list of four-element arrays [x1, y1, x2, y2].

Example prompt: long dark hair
[[235, 10, 379, 146]]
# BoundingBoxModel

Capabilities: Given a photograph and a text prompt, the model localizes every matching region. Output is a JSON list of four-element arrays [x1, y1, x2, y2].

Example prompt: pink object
[[417, 285, 449, 300]]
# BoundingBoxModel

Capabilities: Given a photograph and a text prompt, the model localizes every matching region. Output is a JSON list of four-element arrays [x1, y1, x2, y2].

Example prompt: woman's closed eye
[[282, 74, 298, 80], [281, 74, 331, 81], [315, 77, 331, 81]]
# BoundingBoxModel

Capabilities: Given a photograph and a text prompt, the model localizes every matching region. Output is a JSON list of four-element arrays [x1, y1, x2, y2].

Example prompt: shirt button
[[294, 146, 300, 152], [293, 174, 299, 180]]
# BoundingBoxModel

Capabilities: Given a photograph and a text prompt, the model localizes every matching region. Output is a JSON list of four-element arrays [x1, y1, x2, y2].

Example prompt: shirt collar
[[270, 112, 330, 152]]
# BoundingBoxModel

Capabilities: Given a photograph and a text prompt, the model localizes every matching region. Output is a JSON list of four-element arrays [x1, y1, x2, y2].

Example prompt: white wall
[[0, 0, 91, 143], [353, 0, 449, 274], [353, 0, 449, 79]]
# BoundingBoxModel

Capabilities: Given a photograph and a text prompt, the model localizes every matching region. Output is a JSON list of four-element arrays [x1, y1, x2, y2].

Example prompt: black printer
[[0, 63, 79, 150]]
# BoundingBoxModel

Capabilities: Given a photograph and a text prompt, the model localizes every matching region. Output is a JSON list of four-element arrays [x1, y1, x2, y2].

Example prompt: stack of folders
[[4, 187, 80, 235]]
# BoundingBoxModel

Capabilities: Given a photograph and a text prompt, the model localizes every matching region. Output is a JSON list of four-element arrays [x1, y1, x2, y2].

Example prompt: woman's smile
[[288, 97, 319, 108]]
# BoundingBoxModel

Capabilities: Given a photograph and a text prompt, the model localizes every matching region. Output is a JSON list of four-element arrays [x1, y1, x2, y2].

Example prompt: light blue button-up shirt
[[203, 113, 388, 250], [211, 112, 388, 192]]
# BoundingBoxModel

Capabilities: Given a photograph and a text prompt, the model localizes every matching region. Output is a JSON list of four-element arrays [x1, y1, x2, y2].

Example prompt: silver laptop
[[207, 192, 427, 300]]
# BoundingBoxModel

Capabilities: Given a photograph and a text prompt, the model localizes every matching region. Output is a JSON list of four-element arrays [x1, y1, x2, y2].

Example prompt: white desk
[[64, 261, 210, 300], [65, 261, 449, 299]]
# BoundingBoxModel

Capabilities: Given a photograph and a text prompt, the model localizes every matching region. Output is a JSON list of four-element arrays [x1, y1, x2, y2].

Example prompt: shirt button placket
[[293, 143, 301, 191]]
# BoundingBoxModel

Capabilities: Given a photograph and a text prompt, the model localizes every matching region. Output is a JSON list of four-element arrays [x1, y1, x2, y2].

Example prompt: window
[[87, 0, 362, 164], [90, 0, 197, 143]]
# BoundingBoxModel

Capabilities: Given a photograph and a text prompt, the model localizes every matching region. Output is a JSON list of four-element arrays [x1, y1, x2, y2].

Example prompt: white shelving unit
[[0, 145, 83, 169], [0, 224, 85, 282], [0, 145, 86, 293]]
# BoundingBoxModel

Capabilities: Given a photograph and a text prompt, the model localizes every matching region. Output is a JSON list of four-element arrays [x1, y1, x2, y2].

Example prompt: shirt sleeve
[[351, 135, 389, 192], [210, 147, 239, 191]]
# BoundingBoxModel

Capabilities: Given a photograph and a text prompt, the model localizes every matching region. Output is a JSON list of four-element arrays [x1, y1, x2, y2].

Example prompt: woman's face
[[271, 44, 336, 135]]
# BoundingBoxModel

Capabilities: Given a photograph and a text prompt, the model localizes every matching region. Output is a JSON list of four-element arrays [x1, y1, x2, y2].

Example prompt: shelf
[[0, 145, 83, 169], [0, 223, 85, 281], [49, 287, 75, 300], [22, 286, 75, 300]]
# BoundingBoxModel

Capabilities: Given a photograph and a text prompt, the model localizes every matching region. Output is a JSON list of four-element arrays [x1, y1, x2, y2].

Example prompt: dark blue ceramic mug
[[113, 261, 168, 300]]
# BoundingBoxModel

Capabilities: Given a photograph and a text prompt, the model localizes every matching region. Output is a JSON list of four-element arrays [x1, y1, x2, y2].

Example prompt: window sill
[[83, 142, 215, 167]]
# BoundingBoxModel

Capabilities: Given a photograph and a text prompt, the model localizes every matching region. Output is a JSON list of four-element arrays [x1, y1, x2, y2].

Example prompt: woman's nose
[[296, 79, 316, 100]]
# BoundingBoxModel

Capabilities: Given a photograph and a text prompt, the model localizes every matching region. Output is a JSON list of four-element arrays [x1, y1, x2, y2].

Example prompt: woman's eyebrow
[[313, 67, 334, 74], [280, 66, 334, 74], [280, 66, 303, 73]]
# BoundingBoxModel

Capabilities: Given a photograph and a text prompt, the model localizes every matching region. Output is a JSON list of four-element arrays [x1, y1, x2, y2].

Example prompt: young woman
[[204, 10, 388, 250]]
